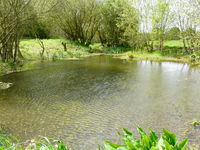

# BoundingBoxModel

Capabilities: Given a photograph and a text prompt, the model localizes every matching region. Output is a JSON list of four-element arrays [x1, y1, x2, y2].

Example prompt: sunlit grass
[[164, 40, 184, 48], [20, 38, 89, 60]]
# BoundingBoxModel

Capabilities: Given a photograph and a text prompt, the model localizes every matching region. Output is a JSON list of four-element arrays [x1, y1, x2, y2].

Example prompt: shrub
[[104, 46, 131, 54], [128, 53, 135, 59], [89, 43, 104, 53], [190, 54, 200, 62], [102, 127, 188, 150], [192, 119, 200, 127]]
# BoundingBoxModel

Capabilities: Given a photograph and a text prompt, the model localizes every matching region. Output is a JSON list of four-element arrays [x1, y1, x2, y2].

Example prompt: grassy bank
[[20, 38, 89, 60], [118, 40, 200, 66], [118, 51, 191, 63], [0, 39, 199, 76], [0, 38, 90, 76]]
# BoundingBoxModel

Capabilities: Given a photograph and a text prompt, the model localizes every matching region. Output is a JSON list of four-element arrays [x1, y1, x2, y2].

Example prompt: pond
[[0, 55, 200, 149]]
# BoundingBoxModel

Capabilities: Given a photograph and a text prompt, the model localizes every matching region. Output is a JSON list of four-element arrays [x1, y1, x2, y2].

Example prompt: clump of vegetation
[[128, 53, 135, 59], [102, 127, 188, 150], [89, 43, 104, 53], [192, 119, 200, 127], [0, 127, 190, 150], [0, 134, 70, 150], [190, 52, 200, 63], [105, 47, 131, 54], [25, 138, 70, 150]]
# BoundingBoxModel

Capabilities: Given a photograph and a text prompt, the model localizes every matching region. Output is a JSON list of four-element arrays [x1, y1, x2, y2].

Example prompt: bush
[[104, 46, 131, 54], [102, 127, 188, 150], [190, 53, 200, 62], [89, 43, 104, 53], [128, 53, 135, 59]]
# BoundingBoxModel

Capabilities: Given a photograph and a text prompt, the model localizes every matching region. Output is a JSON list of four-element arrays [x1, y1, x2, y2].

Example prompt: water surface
[[0, 56, 200, 149]]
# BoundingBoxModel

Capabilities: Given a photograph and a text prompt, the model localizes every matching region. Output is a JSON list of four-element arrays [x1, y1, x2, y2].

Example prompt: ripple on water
[[0, 56, 200, 149]]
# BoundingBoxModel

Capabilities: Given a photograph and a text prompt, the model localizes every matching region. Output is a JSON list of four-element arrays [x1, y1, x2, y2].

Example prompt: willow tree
[[52, 0, 102, 46], [0, 0, 55, 62], [0, 0, 32, 62]]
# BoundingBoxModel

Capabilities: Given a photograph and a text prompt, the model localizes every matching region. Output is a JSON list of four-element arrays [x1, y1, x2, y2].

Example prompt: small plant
[[190, 53, 200, 63], [102, 127, 188, 150], [0, 134, 19, 149], [128, 53, 135, 59], [192, 119, 200, 127]]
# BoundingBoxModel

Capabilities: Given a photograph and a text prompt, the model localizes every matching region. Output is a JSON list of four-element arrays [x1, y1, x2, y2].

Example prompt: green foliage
[[0, 134, 70, 150], [0, 127, 193, 150], [166, 27, 181, 40], [19, 39, 88, 61], [0, 134, 19, 149], [190, 53, 200, 63], [128, 53, 134, 59], [152, 0, 172, 51], [89, 43, 104, 53], [105, 46, 131, 54], [102, 127, 188, 150], [26, 22, 50, 39], [192, 119, 200, 127], [52, 0, 101, 46], [99, 0, 138, 47]]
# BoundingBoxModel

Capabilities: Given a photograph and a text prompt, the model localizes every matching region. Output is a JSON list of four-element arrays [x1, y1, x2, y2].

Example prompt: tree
[[52, 0, 102, 46], [0, 0, 54, 62], [117, 2, 139, 48], [0, 0, 33, 62], [166, 27, 181, 40], [175, 0, 200, 53], [98, 0, 139, 47], [152, 0, 172, 51]]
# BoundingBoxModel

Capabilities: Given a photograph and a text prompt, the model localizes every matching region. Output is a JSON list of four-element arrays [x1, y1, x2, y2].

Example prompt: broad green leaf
[[150, 146, 158, 150], [156, 137, 164, 149], [104, 141, 121, 150], [123, 128, 133, 137], [149, 130, 158, 146], [137, 127, 147, 139], [177, 139, 188, 150], [163, 140, 173, 150], [141, 135, 151, 149], [162, 129, 177, 146], [57, 141, 68, 150]]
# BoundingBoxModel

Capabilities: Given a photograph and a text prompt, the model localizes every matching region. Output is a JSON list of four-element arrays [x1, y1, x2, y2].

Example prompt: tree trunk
[[62, 42, 67, 51], [182, 38, 188, 54]]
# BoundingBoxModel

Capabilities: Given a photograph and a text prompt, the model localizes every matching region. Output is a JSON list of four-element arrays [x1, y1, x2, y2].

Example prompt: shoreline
[[1, 52, 200, 77], [115, 52, 200, 67], [0, 53, 107, 77]]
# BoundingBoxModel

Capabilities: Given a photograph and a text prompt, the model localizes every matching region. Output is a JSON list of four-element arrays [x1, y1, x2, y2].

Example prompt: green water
[[0, 56, 200, 149]]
